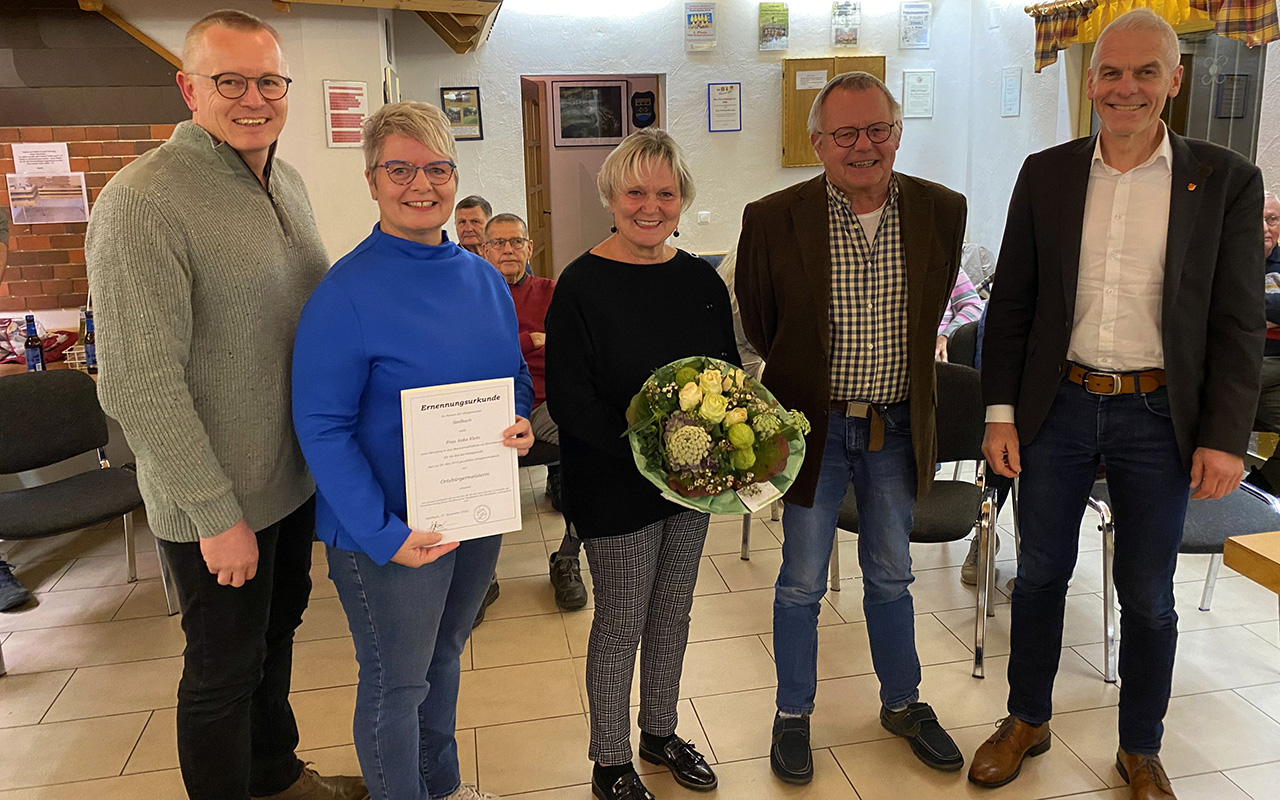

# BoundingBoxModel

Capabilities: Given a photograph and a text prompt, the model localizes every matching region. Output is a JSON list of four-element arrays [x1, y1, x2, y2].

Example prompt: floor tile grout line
[[1223, 767, 1263, 800], [117, 708, 154, 778], [33, 667, 75, 726], [1232, 685, 1280, 726], [825, 745, 866, 799]]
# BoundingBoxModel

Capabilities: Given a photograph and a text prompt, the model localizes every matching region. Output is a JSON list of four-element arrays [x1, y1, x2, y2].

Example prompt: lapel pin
[[1187, 183, 1197, 191]]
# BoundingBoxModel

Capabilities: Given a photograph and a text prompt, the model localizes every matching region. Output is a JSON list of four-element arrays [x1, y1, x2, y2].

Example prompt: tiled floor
[[2, 465, 1279, 799]]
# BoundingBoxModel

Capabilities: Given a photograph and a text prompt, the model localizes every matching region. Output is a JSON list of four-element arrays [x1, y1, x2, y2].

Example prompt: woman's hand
[[390, 530, 459, 568], [504, 416, 535, 457]]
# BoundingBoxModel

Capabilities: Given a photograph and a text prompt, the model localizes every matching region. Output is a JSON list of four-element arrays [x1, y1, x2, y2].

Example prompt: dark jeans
[[775, 404, 920, 713], [1008, 382, 1188, 754], [158, 497, 315, 800]]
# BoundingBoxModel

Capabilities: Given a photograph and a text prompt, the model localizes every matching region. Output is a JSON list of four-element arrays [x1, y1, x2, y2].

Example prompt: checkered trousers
[[828, 176, 910, 405], [582, 510, 710, 764]]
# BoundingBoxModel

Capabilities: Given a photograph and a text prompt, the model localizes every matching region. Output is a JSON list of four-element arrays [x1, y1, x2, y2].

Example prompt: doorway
[[520, 78, 554, 279]]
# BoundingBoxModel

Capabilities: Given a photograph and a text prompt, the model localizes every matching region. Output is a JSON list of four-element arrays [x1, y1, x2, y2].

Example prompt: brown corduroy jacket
[[734, 172, 967, 506]]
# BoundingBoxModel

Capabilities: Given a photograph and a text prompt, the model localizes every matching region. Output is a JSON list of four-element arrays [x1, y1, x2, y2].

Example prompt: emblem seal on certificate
[[401, 377, 523, 542]]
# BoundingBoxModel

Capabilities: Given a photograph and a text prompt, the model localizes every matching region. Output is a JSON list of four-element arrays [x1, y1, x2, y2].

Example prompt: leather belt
[[830, 400, 885, 451], [1065, 362, 1166, 396]]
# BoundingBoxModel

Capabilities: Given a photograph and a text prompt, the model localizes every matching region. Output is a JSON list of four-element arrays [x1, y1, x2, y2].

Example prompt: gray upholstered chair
[[0, 370, 178, 676], [836, 362, 1001, 677]]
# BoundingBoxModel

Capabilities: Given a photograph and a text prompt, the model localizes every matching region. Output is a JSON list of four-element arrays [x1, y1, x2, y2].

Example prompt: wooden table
[[1223, 531, 1280, 641]]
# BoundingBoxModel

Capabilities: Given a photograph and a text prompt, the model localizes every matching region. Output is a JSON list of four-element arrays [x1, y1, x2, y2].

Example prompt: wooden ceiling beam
[[78, 2, 182, 69], [273, 0, 500, 15]]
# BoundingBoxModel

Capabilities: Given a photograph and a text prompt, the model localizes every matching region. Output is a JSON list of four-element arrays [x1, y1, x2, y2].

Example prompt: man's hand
[[530, 332, 546, 348], [983, 422, 1021, 478], [1190, 447, 1243, 500], [390, 530, 459, 568], [200, 520, 259, 587], [934, 334, 949, 362], [504, 416, 534, 457]]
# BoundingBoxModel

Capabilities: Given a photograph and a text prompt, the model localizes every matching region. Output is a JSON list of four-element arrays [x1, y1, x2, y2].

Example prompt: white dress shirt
[[987, 126, 1173, 424]]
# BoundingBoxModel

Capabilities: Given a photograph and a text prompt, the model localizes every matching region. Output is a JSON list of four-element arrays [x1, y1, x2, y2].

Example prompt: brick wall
[[0, 123, 176, 313]]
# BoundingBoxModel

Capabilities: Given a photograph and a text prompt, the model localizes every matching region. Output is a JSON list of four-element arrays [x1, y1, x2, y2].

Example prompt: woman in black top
[[545, 129, 739, 800]]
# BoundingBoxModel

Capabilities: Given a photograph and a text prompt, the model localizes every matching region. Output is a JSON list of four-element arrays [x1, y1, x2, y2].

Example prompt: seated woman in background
[[291, 101, 533, 800], [545, 129, 740, 800], [935, 266, 984, 363]]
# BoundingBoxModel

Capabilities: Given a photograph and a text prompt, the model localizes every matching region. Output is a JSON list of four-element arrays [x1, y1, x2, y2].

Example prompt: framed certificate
[[401, 377, 521, 542], [707, 82, 742, 132]]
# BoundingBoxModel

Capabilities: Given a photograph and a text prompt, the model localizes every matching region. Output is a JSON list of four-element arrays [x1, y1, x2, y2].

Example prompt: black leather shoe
[[549, 552, 588, 610], [880, 702, 964, 772], [471, 577, 500, 629], [639, 735, 717, 791], [591, 771, 655, 800], [770, 713, 813, 784]]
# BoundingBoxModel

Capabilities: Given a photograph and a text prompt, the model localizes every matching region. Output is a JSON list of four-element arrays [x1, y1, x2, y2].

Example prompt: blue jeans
[[1009, 381, 1188, 754], [775, 404, 920, 714], [328, 536, 502, 800]]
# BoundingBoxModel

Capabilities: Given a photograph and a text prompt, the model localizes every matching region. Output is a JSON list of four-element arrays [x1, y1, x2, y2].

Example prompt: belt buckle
[[845, 401, 872, 418], [1084, 371, 1123, 396]]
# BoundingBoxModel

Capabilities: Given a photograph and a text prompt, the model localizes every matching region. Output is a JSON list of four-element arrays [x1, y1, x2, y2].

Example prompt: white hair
[[806, 71, 903, 135], [1090, 8, 1180, 72]]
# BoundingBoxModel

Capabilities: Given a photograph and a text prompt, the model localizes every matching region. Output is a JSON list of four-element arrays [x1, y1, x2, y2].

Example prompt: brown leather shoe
[[1115, 749, 1176, 800], [253, 766, 370, 800], [968, 716, 1051, 788]]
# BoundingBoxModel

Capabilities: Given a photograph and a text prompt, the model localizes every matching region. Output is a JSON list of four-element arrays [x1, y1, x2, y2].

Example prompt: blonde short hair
[[1091, 8, 1180, 72], [807, 71, 903, 134], [183, 10, 283, 72], [361, 101, 458, 172], [596, 128, 696, 212]]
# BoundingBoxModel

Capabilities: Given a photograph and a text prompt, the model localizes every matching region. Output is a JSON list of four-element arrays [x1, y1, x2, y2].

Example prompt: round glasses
[[818, 122, 897, 148], [189, 72, 292, 101], [485, 237, 531, 250], [377, 160, 457, 186]]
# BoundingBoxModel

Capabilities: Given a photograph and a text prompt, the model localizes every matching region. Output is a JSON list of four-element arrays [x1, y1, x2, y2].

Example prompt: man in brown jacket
[[735, 71, 967, 784]]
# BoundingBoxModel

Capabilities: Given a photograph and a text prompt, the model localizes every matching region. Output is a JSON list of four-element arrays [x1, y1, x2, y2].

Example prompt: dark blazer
[[735, 173, 967, 506], [982, 132, 1265, 465]]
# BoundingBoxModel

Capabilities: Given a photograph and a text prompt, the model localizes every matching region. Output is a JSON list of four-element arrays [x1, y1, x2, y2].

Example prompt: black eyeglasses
[[484, 237, 531, 250], [817, 122, 898, 148], [377, 160, 457, 186], [189, 72, 292, 101]]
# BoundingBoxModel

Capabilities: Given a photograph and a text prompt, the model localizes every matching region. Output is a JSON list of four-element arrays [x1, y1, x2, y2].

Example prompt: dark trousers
[[1008, 382, 1188, 754], [158, 497, 315, 800]]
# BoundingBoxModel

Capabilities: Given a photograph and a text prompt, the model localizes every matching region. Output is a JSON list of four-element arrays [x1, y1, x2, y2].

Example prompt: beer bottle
[[24, 314, 45, 372], [84, 309, 97, 375]]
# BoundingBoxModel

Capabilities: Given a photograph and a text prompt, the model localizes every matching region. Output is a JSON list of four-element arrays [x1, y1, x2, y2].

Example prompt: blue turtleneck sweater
[[292, 224, 533, 564]]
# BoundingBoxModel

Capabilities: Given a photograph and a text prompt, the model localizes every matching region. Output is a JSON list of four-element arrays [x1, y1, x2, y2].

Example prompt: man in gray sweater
[[86, 11, 365, 800]]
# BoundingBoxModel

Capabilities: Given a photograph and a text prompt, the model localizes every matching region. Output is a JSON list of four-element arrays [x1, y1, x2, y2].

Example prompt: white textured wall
[[99, 0, 384, 262], [1259, 40, 1280, 192]]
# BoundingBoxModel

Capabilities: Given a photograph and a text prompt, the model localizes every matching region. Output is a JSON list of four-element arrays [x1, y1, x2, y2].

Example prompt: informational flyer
[[902, 70, 935, 118], [1001, 66, 1022, 117], [708, 82, 742, 132], [832, 1, 861, 48], [11, 143, 71, 174], [796, 69, 829, 90], [758, 2, 789, 51], [323, 80, 367, 148], [900, 1, 932, 49], [401, 377, 521, 542], [685, 2, 717, 52]]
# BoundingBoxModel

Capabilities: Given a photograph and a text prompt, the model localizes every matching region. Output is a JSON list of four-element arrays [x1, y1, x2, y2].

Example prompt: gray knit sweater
[[86, 121, 329, 542]]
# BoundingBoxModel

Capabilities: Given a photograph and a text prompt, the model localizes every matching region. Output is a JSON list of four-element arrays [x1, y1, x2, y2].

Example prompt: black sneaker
[[0, 562, 32, 612], [549, 552, 587, 611], [639, 734, 717, 791], [591, 770, 654, 800], [472, 577, 500, 629], [770, 713, 813, 784], [880, 702, 964, 772], [546, 465, 563, 512]]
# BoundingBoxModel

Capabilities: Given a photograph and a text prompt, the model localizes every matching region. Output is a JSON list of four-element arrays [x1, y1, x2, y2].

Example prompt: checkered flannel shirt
[[827, 175, 910, 405]]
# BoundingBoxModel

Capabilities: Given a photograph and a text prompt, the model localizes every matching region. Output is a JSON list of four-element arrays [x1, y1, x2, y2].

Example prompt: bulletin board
[[781, 56, 886, 168]]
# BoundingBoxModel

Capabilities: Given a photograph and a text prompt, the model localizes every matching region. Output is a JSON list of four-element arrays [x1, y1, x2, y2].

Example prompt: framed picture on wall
[[441, 87, 483, 140], [551, 80, 628, 147], [1216, 74, 1249, 120]]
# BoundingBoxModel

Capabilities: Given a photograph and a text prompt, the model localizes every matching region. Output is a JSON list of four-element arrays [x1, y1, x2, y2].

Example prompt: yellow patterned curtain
[[1027, 0, 1102, 72], [1075, 0, 1208, 40]]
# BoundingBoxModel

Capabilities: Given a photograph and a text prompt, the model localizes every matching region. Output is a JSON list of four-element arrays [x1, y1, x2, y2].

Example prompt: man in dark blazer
[[973, 10, 1264, 800], [736, 71, 967, 784]]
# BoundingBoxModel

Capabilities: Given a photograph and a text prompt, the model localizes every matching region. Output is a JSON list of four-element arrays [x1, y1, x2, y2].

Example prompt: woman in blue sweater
[[292, 102, 533, 800]]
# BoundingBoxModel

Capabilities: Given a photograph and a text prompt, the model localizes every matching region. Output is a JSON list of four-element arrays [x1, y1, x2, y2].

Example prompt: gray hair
[[457, 195, 492, 218], [596, 128, 696, 212], [807, 71, 903, 135], [183, 9, 284, 72], [485, 213, 528, 237], [1090, 8, 1180, 72], [361, 101, 458, 172]]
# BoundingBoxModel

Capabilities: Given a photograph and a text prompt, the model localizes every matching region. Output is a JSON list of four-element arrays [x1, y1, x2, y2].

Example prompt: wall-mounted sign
[[902, 70, 935, 118], [708, 82, 742, 132], [1001, 66, 1022, 117], [631, 90, 657, 128], [759, 3, 789, 51], [441, 86, 483, 141], [323, 81, 367, 148], [900, 2, 932, 49], [685, 2, 717, 51], [1216, 74, 1249, 119], [832, 1, 861, 48]]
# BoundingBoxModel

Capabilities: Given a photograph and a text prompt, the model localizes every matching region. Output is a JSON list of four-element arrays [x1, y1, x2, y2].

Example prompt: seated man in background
[[454, 194, 491, 255], [481, 213, 587, 612], [1248, 191, 1280, 492]]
